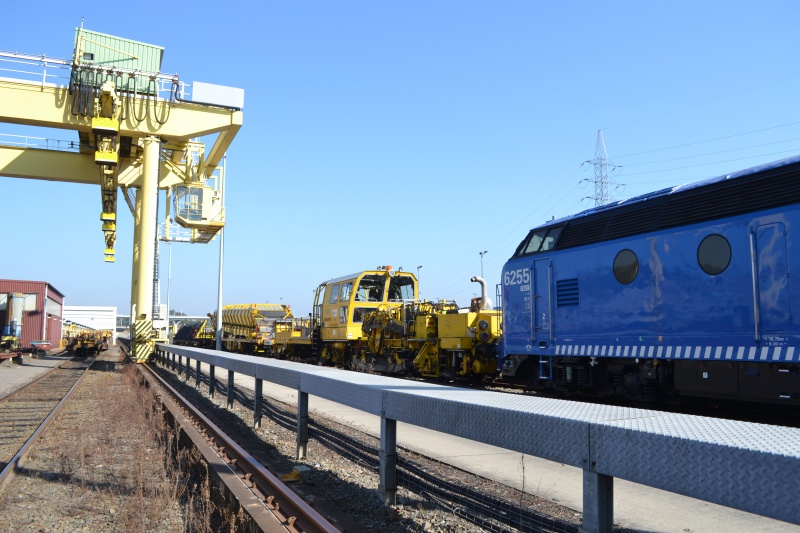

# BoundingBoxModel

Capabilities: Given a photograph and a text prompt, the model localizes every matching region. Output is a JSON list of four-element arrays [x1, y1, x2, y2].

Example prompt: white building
[[62, 306, 118, 345]]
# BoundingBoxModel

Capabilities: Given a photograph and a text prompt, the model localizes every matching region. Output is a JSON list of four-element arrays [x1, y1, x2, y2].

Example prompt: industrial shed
[[0, 280, 64, 350]]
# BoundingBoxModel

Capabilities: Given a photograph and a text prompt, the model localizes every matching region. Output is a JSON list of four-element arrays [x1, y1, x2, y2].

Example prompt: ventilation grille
[[556, 278, 579, 307], [557, 217, 608, 249], [603, 202, 664, 241], [555, 162, 800, 250]]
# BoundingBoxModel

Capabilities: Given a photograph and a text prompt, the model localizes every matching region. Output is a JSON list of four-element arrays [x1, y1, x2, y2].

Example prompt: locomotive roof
[[548, 154, 800, 228], [522, 153, 800, 252]]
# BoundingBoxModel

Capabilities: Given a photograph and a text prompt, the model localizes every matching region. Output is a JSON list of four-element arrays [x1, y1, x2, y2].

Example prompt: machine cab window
[[388, 276, 415, 301], [339, 281, 353, 302], [355, 275, 385, 302], [327, 283, 340, 304]]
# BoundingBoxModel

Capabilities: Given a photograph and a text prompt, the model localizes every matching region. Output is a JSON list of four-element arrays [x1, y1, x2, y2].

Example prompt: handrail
[[155, 343, 800, 532]]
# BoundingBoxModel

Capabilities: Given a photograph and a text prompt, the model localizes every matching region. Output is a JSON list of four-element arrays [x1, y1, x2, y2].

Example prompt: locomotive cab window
[[613, 249, 639, 284], [516, 226, 563, 256], [697, 234, 731, 275]]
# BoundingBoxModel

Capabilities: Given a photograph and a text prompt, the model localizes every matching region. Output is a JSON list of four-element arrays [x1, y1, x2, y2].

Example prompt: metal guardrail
[[155, 343, 800, 533]]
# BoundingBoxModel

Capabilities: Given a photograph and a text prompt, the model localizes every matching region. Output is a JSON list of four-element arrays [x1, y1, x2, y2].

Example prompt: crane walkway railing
[[154, 343, 800, 533]]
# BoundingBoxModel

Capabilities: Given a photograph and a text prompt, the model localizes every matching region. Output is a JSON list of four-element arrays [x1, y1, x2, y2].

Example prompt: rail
[[138, 362, 339, 533], [154, 343, 800, 533], [0, 358, 94, 491]]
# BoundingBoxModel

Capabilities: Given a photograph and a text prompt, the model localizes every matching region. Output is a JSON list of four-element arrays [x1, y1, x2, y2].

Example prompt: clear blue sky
[[2, 2, 799, 317]]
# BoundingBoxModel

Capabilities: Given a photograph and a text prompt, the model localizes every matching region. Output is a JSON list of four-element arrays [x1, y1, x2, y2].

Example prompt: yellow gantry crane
[[0, 28, 243, 362]]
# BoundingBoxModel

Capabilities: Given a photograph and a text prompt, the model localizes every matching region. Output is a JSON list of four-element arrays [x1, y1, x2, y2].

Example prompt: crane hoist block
[[91, 117, 119, 136], [95, 151, 118, 166]]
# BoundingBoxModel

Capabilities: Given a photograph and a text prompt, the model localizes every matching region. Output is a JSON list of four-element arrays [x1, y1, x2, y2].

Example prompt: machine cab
[[318, 266, 417, 342]]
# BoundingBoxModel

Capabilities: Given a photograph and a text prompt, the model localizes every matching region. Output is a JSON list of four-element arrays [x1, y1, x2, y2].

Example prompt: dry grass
[[0, 355, 243, 532]]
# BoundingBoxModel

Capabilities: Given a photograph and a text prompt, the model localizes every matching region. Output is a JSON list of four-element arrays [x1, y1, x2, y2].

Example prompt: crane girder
[[0, 145, 185, 187], [0, 78, 243, 143]]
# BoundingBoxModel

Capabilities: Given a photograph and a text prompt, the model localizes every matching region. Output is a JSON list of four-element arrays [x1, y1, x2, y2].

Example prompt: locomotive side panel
[[549, 216, 762, 345]]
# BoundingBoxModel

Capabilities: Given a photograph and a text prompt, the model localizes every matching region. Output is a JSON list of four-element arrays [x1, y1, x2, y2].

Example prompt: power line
[[617, 136, 800, 167], [605, 73, 800, 131], [613, 147, 799, 178], [613, 120, 800, 159]]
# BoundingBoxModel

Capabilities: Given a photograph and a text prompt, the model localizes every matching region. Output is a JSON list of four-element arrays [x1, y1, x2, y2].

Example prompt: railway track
[[152, 356, 583, 533], [136, 361, 341, 533], [0, 355, 94, 489]]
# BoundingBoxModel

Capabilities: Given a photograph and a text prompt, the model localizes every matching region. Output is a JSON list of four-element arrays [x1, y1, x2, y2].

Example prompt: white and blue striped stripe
[[554, 344, 798, 361]]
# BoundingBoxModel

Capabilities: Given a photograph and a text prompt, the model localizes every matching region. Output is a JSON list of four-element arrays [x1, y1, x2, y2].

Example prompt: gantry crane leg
[[130, 187, 142, 350], [131, 135, 160, 363]]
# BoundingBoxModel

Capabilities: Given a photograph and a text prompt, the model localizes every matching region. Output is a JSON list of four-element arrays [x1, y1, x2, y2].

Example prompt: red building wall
[[0, 280, 64, 349]]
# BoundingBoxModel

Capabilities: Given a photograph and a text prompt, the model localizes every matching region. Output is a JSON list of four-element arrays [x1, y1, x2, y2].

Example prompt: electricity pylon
[[584, 130, 620, 206]]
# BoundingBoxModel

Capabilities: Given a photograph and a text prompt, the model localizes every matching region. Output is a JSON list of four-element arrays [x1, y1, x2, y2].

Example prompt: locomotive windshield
[[515, 226, 562, 257]]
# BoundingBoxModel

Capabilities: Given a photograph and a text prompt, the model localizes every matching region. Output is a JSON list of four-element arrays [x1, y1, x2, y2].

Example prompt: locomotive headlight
[[479, 332, 490, 342], [479, 320, 489, 330]]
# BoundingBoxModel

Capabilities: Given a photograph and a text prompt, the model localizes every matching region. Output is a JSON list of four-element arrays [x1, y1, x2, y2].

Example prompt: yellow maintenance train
[[175, 266, 502, 380]]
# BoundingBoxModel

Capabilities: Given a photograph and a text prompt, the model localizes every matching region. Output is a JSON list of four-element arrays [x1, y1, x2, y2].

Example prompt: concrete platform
[[0, 351, 71, 398], [180, 360, 799, 533]]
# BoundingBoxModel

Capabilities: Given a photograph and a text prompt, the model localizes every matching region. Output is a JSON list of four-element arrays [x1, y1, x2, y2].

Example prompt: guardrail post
[[254, 378, 263, 428], [582, 469, 613, 533], [227, 370, 235, 409], [297, 390, 308, 460], [178, 354, 183, 377], [209, 364, 216, 397], [171, 352, 176, 371], [195, 359, 201, 387], [379, 415, 397, 505]]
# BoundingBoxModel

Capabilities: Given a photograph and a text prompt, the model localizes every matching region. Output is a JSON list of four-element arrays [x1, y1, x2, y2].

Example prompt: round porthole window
[[697, 234, 731, 275], [613, 249, 639, 285]]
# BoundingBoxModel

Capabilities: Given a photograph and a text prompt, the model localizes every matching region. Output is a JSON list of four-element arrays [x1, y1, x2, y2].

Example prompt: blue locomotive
[[501, 155, 800, 404]]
